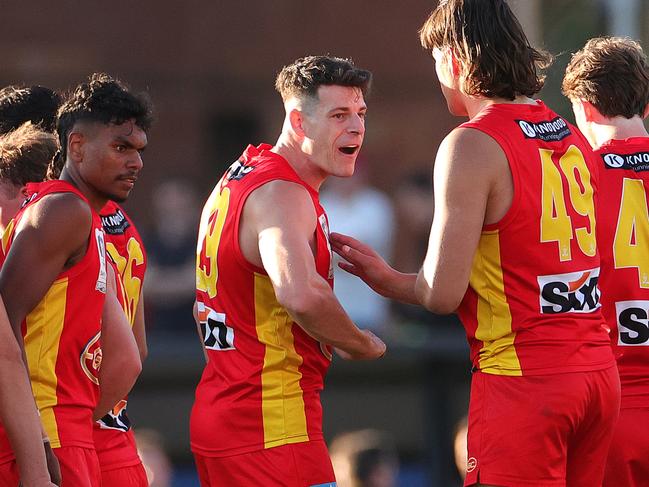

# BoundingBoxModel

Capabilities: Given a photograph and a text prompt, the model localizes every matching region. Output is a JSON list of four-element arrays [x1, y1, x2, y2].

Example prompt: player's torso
[[93, 201, 147, 469], [192, 144, 333, 456], [595, 138, 649, 407], [0, 180, 107, 454], [458, 102, 613, 376]]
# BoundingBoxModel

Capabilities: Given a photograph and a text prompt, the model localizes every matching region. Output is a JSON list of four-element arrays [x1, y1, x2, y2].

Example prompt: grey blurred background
[[2, 1, 647, 485]]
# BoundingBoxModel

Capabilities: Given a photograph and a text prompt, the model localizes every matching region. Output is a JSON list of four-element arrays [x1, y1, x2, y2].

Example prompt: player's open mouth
[[338, 145, 359, 155]]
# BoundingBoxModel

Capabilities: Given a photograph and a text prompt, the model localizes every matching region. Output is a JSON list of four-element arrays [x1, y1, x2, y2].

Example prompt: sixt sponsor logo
[[616, 300, 649, 346], [602, 151, 649, 172], [101, 208, 130, 235], [538, 268, 601, 314], [225, 160, 254, 181], [516, 117, 571, 142]]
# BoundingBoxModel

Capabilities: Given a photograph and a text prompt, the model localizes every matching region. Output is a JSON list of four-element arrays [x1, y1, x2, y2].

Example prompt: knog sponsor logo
[[538, 268, 601, 314], [616, 300, 649, 346], [602, 151, 649, 172], [516, 117, 571, 142], [101, 209, 130, 235]]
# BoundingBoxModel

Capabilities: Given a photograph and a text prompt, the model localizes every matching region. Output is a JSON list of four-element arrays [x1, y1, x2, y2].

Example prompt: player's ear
[[67, 131, 85, 164], [289, 109, 306, 137]]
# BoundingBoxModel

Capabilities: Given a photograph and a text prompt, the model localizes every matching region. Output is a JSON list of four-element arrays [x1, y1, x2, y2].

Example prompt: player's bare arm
[[0, 193, 91, 337], [132, 293, 148, 362], [94, 264, 141, 420], [0, 296, 56, 487], [241, 179, 385, 360], [415, 127, 511, 314]]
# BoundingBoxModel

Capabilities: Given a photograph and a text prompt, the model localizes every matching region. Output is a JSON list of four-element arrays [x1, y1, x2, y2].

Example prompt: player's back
[[191, 144, 333, 457], [458, 101, 614, 376], [595, 137, 649, 406]]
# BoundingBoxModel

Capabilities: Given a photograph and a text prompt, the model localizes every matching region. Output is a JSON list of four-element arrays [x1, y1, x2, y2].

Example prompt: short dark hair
[[0, 85, 61, 134], [0, 122, 58, 187], [275, 56, 372, 102], [562, 37, 649, 119], [57, 73, 153, 162], [419, 0, 551, 100]]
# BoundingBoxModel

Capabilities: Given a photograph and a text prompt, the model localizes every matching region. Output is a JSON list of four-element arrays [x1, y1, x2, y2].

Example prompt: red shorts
[[603, 406, 649, 487], [56, 446, 101, 487], [194, 440, 336, 487], [101, 461, 148, 487], [464, 366, 620, 487]]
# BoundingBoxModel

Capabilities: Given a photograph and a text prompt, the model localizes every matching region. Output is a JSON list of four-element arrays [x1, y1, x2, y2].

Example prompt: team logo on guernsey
[[225, 159, 254, 181], [616, 300, 649, 346], [516, 117, 571, 142], [21, 192, 38, 209], [101, 208, 130, 235], [97, 399, 131, 432], [466, 457, 478, 473], [602, 151, 649, 172], [197, 302, 235, 350], [318, 214, 334, 280], [538, 268, 601, 314], [80, 331, 102, 385]]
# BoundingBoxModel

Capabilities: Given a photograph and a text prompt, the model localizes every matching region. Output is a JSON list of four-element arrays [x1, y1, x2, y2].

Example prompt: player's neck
[[589, 116, 649, 149], [464, 94, 537, 119], [59, 168, 108, 211], [272, 134, 325, 192]]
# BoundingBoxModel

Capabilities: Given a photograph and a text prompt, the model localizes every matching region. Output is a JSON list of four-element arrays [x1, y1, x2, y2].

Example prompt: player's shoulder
[[22, 191, 92, 236], [438, 126, 507, 173]]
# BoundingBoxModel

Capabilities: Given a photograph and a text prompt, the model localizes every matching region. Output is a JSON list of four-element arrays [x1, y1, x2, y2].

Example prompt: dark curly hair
[[275, 56, 372, 102], [56, 73, 153, 164], [420, 0, 551, 100], [0, 122, 58, 188], [0, 85, 61, 135]]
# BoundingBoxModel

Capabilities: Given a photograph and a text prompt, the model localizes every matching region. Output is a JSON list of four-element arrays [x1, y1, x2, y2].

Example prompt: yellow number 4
[[614, 178, 649, 288]]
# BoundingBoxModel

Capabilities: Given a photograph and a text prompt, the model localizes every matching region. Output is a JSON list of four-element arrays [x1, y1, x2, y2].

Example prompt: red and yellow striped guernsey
[[93, 201, 147, 470], [594, 137, 649, 407], [0, 180, 106, 463], [457, 102, 614, 376], [191, 144, 334, 457]]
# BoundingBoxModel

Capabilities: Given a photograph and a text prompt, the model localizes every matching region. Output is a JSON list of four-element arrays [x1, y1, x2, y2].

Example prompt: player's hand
[[43, 441, 61, 486], [335, 330, 386, 360], [330, 232, 395, 298]]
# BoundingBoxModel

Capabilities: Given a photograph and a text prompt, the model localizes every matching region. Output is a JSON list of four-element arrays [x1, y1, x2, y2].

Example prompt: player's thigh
[[55, 446, 101, 487], [603, 406, 649, 487], [101, 462, 148, 487], [566, 366, 620, 487], [194, 441, 335, 487]]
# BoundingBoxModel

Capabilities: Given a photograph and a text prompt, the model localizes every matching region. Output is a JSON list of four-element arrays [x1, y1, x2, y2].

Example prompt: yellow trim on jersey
[[470, 231, 522, 376], [24, 277, 68, 447], [1, 219, 14, 256], [254, 273, 309, 448]]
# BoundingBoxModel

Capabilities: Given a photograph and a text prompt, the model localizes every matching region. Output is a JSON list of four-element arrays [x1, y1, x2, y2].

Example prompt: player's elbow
[[415, 283, 461, 314], [276, 282, 327, 320]]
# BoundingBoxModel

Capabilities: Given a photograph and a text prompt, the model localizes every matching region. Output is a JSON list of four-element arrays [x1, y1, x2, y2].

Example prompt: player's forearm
[[0, 354, 51, 484], [284, 283, 373, 355]]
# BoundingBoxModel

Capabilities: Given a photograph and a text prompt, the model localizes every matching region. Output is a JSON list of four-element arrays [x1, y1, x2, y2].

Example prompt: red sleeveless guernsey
[[457, 101, 614, 376], [191, 144, 334, 457], [0, 180, 106, 463], [93, 201, 147, 470], [594, 137, 649, 407]]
